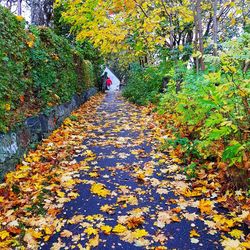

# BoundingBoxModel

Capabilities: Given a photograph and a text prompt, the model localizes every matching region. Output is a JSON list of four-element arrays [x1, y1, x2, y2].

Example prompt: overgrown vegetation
[[0, 6, 96, 133], [124, 33, 250, 191], [55, 0, 249, 193], [122, 64, 165, 105]]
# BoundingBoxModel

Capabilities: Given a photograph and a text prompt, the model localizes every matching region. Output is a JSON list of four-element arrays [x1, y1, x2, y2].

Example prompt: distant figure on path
[[106, 77, 112, 90], [100, 72, 108, 92], [103, 67, 120, 91]]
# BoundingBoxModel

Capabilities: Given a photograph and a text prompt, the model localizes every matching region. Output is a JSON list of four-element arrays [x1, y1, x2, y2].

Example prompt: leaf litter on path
[[0, 92, 249, 249]]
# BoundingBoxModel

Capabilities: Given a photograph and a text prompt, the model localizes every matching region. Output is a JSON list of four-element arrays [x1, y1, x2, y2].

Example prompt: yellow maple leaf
[[43, 235, 50, 242], [56, 191, 65, 198], [241, 241, 250, 248], [172, 215, 181, 222], [89, 172, 99, 178], [132, 229, 148, 239], [100, 225, 112, 234], [228, 229, 244, 239], [100, 204, 112, 212], [29, 229, 42, 239], [68, 192, 79, 199], [44, 226, 53, 235], [68, 215, 85, 224], [87, 234, 99, 248], [90, 183, 111, 197], [84, 227, 98, 236], [0, 240, 13, 248], [198, 199, 213, 214], [112, 224, 127, 234], [0, 196, 4, 203], [86, 215, 95, 221], [0, 230, 10, 240], [190, 229, 200, 237]]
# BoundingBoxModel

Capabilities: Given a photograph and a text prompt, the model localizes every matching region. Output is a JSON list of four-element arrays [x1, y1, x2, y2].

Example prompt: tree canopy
[[55, 0, 250, 69]]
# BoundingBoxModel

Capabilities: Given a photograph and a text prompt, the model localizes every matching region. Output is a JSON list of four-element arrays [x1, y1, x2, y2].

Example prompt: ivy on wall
[[0, 6, 96, 133]]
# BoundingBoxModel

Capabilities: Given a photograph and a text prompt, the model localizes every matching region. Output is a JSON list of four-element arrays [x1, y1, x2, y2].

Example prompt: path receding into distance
[[36, 92, 248, 250]]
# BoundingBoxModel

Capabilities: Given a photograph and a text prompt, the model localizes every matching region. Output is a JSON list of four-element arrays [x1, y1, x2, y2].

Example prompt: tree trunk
[[17, 0, 22, 15], [213, 0, 218, 56], [196, 0, 205, 71], [31, 0, 45, 25], [31, 0, 54, 26], [169, 14, 174, 49], [192, 0, 199, 73], [6, 0, 13, 9]]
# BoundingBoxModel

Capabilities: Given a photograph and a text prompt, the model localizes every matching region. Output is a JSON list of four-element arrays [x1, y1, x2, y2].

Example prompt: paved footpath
[[37, 92, 248, 250]]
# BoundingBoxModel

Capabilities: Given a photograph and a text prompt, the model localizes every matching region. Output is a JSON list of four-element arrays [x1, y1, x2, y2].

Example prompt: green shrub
[[29, 26, 79, 105], [122, 64, 165, 105], [0, 6, 97, 133], [158, 33, 250, 176], [0, 8, 29, 132]]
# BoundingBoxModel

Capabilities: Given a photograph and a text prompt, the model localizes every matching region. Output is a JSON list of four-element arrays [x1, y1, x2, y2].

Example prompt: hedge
[[0, 6, 96, 133]]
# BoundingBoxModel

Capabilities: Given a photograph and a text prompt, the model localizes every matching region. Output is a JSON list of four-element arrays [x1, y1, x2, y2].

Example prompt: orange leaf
[[126, 216, 145, 229], [199, 199, 213, 214], [19, 95, 25, 104], [7, 226, 21, 235]]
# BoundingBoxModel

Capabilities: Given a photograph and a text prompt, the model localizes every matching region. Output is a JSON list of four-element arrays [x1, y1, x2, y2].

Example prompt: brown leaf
[[126, 216, 145, 229]]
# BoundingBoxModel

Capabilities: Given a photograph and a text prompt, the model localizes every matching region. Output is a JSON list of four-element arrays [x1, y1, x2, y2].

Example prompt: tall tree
[[17, 0, 22, 15], [212, 0, 218, 56], [196, 0, 205, 70], [31, 0, 54, 26]]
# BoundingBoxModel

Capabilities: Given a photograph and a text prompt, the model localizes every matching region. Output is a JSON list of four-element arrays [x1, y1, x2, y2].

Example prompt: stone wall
[[0, 87, 98, 181]]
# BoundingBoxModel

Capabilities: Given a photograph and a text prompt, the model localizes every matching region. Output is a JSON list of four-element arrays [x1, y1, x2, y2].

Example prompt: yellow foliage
[[132, 229, 148, 239], [198, 199, 213, 214], [0, 230, 10, 240], [5, 103, 11, 111], [228, 229, 244, 239], [112, 224, 127, 234], [84, 227, 98, 236], [90, 183, 111, 197], [100, 225, 112, 234], [190, 229, 200, 237], [16, 15, 24, 22], [56, 190, 65, 198]]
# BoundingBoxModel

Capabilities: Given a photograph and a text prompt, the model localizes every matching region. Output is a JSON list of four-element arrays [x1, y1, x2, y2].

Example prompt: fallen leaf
[[190, 229, 200, 237], [126, 216, 145, 229], [113, 224, 127, 234], [0, 230, 10, 240], [60, 229, 73, 238], [84, 227, 98, 236], [90, 183, 111, 197], [100, 225, 112, 234], [132, 229, 148, 239], [198, 199, 213, 214], [228, 229, 244, 239]]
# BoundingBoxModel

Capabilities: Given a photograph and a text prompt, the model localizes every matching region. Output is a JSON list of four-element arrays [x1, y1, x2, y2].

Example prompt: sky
[[0, 1, 31, 22]]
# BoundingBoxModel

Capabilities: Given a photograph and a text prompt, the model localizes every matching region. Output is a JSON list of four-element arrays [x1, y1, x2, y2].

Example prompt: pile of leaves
[[0, 5, 97, 133], [0, 94, 104, 248], [0, 92, 249, 249]]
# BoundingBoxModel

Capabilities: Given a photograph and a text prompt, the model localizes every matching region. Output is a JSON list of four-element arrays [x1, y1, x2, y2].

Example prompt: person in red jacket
[[106, 77, 112, 90]]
